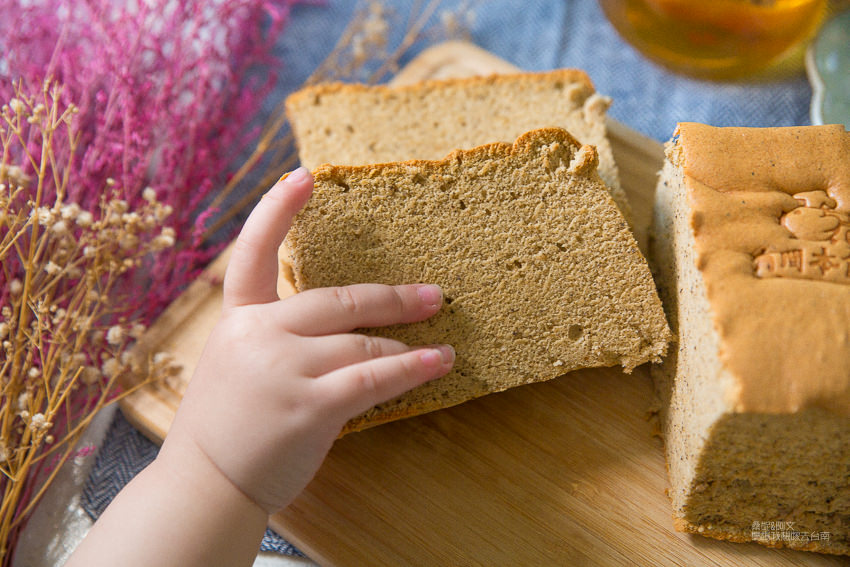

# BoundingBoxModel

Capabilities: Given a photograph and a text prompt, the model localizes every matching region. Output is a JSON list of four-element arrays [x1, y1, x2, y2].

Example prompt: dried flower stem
[[369, 0, 443, 80]]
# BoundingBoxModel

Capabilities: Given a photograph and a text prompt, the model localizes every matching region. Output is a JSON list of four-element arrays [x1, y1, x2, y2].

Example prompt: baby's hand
[[159, 167, 454, 514]]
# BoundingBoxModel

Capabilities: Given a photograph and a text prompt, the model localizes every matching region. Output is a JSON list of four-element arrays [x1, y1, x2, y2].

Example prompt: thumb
[[223, 167, 313, 309]]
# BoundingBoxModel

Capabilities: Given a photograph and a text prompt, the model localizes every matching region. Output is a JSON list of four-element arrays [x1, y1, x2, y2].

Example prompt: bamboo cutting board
[[121, 41, 845, 566]]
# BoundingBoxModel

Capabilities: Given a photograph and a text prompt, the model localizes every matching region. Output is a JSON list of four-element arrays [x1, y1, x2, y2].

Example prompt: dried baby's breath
[[0, 81, 177, 558]]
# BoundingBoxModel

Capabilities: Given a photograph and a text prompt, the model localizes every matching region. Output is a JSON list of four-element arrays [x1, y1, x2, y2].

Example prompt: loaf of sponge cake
[[650, 122, 850, 554], [286, 128, 671, 434]]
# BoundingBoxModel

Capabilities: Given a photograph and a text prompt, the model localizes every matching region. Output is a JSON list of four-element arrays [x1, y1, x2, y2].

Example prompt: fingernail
[[416, 284, 442, 308], [435, 344, 455, 364], [283, 166, 310, 185], [420, 345, 454, 366]]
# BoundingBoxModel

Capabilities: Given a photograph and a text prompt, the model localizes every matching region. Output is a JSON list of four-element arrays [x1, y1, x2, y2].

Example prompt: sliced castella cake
[[650, 122, 850, 554], [285, 69, 631, 220], [286, 128, 671, 434]]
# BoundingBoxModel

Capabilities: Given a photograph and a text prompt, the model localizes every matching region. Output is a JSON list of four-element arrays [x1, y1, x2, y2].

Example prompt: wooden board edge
[[606, 117, 665, 157], [391, 40, 520, 85], [118, 385, 176, 444]]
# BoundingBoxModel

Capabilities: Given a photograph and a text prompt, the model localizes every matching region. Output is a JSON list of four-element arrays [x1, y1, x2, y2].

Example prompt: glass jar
[[598, 0, 831, 80]]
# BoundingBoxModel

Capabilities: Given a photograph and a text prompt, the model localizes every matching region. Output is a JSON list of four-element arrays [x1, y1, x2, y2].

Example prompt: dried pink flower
[[0, 0, 311, 323]]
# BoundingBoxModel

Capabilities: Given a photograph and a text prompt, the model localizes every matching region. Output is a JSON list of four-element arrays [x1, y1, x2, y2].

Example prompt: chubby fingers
[[278, 283, 443, 336], [297, 334, 413, 377], [223, 167, 313, 309], [315, 345, 455, 418]]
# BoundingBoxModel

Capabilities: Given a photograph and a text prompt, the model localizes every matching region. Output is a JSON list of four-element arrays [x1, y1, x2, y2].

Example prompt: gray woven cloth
[[83, 0, 816, 559], [81, 410, 305, 556]]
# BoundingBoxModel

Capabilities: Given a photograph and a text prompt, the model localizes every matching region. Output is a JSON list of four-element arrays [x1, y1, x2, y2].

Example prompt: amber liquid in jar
[[599, 0, 829, 79]]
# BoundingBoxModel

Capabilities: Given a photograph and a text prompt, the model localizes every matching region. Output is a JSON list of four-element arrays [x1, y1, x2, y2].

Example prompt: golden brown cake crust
[[674, 122, 850, 415], [284, 68, 595, 114], [287, 127, 670, 434]]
